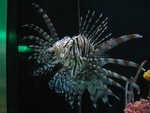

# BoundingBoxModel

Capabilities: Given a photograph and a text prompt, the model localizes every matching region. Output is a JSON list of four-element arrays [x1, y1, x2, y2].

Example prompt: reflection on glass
[[0, 0, 7, 113]]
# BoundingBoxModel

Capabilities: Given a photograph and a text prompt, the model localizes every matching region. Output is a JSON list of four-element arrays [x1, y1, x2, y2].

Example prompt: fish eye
[[51, 51, 55, 55]]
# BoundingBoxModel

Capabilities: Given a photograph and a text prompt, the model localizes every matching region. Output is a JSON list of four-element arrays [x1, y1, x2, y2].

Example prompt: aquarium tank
[[5, 0, 150, 113]]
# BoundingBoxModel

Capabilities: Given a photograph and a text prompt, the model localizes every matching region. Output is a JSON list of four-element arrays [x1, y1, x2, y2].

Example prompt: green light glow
[[0, 31, 6, 41], [18, 45, 34, 52], [0, 0, 7, 112], [9, 32, 17, 41]]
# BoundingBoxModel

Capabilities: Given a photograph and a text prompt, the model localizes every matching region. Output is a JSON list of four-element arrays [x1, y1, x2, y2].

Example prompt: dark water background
[[7, 0, 150, 113]]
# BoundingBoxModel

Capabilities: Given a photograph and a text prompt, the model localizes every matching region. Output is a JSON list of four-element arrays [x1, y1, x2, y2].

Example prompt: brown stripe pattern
[[32, 3, 59, 40], [23, 4, 144, 110]]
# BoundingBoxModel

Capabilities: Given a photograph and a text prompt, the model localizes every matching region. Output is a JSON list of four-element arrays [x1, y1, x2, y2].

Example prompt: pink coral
[[124, 99, 150, 113]]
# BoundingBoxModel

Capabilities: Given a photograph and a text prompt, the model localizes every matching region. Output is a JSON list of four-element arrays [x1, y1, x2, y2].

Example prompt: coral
[[143, 70, 150, 81], [124, 99, 150, 113]]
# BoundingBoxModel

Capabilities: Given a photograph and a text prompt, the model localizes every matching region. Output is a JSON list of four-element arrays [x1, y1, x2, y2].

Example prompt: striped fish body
[[23, 3, 145, 109], [53, 35, 93, 75]]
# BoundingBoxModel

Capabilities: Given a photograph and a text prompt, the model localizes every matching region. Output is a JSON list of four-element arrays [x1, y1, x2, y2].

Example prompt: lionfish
[[23, 3, 145, 109]]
